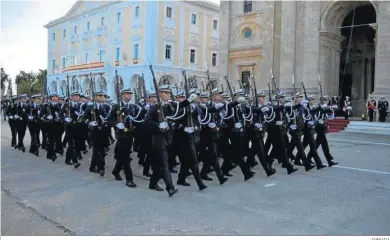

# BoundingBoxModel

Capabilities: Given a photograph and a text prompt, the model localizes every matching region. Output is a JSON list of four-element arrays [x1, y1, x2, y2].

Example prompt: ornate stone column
[[319, 31, 344, 97], [373, 2, 390, 95], [279, 1, 296, 92]]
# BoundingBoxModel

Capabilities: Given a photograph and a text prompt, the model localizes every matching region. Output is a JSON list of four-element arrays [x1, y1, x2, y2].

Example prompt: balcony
[[70, 34, 79, 43], [83, 31, 92, 40], [95, 26, 107, 37], [64, 61, 120, 72]]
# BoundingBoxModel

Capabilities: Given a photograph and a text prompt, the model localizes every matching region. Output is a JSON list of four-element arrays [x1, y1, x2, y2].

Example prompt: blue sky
[[0, 0, 220, 93]]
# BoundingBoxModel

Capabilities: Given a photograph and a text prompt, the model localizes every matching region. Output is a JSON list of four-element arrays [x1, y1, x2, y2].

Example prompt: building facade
[[45, 0, 220, 100], [219, 0, 390, 114]]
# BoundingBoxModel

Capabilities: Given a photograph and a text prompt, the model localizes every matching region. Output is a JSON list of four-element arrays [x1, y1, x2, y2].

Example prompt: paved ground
[[1, 119, 390, 236]]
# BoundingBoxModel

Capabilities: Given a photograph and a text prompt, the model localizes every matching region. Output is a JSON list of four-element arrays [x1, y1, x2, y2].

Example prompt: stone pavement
[[1, 120, 390, 236]]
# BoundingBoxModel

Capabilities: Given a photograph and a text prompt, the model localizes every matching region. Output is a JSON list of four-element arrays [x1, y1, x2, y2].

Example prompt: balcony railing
[[64, 61, 120, 72], [83, 31, 92, 39], [70, 34, 79, 43], [95, 26, 107, 37]]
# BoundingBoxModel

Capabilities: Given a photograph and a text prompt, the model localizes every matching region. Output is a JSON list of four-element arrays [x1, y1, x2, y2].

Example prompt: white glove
[[331, 105, 338, 109], [308, 121, 314, 126], [318, 119, 324, 124], [47, 115, 53, 120], [208, 122, 216, 129], [9, 116, 14, 119], [14, 115, 19, 119], [65, 117, 72, 123], [321, 104, 328, 109], [37, 110, 40, 115], [290, 124, 297, 130], [301, 100, 308, 105], [237, 97, 245, 104], [116, 122, 125, 129], [167, 100, 172, 103], [303, 103, 308, 108], [89, 121, 98, 127], [234, 122, 242, 129], [88, 102, 94, 106], [261, 106, 269, 112], [159, 122, 169, 131], [285, 102, 292, 107], [214, 103, 224, 110], [254, 123, 263, 129], [276, 121, 282, 126], [184, 127, 194, 134], [28, 116, 33, 120], [188, 93, 198, 103], [346, 106, 352, 110], [145, 104, 150, 111]]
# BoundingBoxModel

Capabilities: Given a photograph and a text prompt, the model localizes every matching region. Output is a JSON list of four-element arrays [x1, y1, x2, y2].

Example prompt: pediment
[[65, 1, 110, 19]]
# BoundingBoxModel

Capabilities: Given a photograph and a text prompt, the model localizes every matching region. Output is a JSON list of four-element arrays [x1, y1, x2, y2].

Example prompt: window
[[191, 14, 197, 25], [62, 57, 66, 69], [133, 44, 139, 59], [52, 32, 56, 41], [241, 71, 251, 92], [74, 26, 77, 34], [116, 47, 120, 61], [52, 59, 56, 71], [213, 20, 218, 30], [190, 49, 196, 63], [63, 29, 66, 38], [99, 50, 105, 62], [135, 6, 140, 18], [87, 22, 90, 31], [101, 17, 105, 26], [70, 56, 76, 66], [117, 12, 121, 23], [165, 45, 171, 60], [166, 7, 172, 18], [85, 52, 89, 63], [244, 1, 252, 13], [212, 53, 217, 67]]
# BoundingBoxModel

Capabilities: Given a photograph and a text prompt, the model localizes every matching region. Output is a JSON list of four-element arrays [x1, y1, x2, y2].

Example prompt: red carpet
[[327, 119, 350, 133]]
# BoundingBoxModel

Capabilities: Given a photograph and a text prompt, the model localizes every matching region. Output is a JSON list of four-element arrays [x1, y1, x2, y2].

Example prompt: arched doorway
[[83, 77, 91, 96], [71, 77, 80, 93], [130, 74, 145, 100], [96, 75, 107, 93], [49, 81, 57, 94], [320, 1, 377, 112], [159, 75, 173, 86], [113, 75, 124, 101], [60, 80, 67, 96]]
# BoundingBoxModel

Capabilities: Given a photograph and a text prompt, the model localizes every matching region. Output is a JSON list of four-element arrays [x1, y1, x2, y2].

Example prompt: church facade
[[219, 0, 390, 114]]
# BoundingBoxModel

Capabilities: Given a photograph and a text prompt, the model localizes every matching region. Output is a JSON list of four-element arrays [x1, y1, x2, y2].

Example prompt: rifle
[[114, 70, 123, 124], [66, 75, 71, 118], [301, 81, 308, 100], [182, 70, 193, 128], [90, 72, 96, 122], [318, 74, 323, 104], [148, 64, 165, 122], [141, 73, 147, 103], [292, 75, 296, 93], [250, 65, 258, 107], [270, 68, 279, 106]]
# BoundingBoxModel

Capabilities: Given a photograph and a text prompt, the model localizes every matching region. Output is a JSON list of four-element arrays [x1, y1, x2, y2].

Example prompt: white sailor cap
[[256, 90, 266, 97], [211, 88, 222, 96], [307, 94, 316, 100], [147, 92, 157, 98], [158, 85, 171, 93], [18, 94, 28, 99], [233, 89, 245, 96], [120, 88, 133, 94], [200, 92, 209, 98], [175, 91, 186, 98], [221, 92, 229, 99], [49, 92, 59, 98], [292, 92, 304, 99], [31, 94, 42, 99], [71, 91, 80, 96], [321, 95, 330, 100]]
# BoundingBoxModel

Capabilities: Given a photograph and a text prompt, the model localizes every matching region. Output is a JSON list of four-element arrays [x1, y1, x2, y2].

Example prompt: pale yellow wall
[[183, 8, 190, 68], [157, 2, 165, 64], [205, 15, 212, 68], [173, 5, 181, 66], [122, 5, 133, 65]]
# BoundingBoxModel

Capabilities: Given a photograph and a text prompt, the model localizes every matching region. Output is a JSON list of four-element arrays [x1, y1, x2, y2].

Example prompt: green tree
[[1, 67, 10, 97], [14, 69, 47, 96]]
